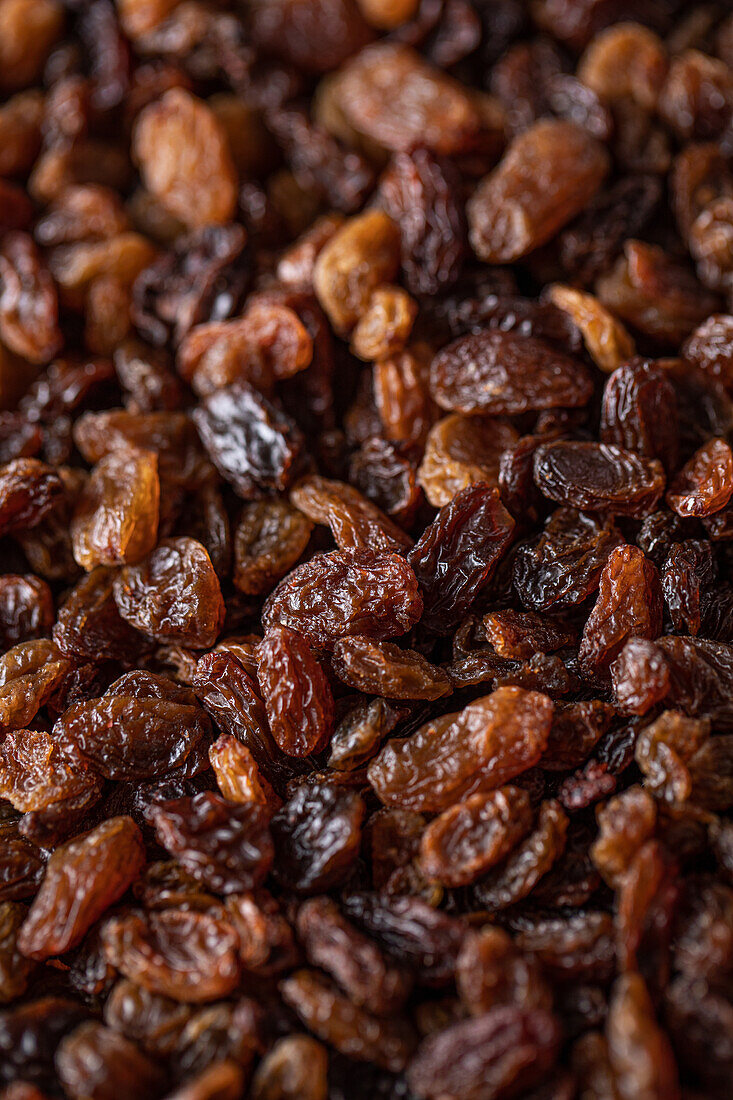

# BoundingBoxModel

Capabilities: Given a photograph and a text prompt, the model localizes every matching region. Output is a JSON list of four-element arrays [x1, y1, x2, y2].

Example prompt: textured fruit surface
[[1, 3, 732, 1096]]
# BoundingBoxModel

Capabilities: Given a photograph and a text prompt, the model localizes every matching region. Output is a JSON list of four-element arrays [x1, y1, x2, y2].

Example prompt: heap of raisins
[[2, 0, 733, 1097]]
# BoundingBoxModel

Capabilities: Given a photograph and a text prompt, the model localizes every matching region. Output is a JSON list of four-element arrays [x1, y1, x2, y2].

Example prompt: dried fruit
[[408, 485, 515, 634], [271, 783, 365, 894], [418, 786, 533, 887], [472, 799, 569, 910], [193, 383, 306, 499], [151, 791, 273, 894], [233, 499, 313, 596], [545, 283, 635, 372], [290, 474, 412, 554], [133, 89, 237, 229], [71, 445, 159, 570], [430, 330, 593, 416], [263, 548, 423, 649], [280, 968, 415, 1072], [666, 437, 733, 517], [407, 1006, 560, 1100], [18, 818, 145, 960], [468, 119, 609, 262], [313, 209, 401, 333], [534, 441, 666, 517], [257, 626, 335, 757], [579, 546, 663, 676], [296, 896, 411, 1015], [368, 687, 553, 812], [101, 908, 240, 1004], [113, 537, 224, 647], [418, 414, 519, 509], [336, 42, 483, 156]]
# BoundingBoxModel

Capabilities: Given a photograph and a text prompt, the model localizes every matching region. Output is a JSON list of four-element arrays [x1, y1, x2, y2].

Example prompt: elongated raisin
[[418, 786, 533, 887], [263, 548, 422, 649], [257, 626, 335, 757], [430, 330, 593, 416], [468, 119, 609, 262], [408, 484, 514, 634], [368, 687, 553, 813], [579, 546, 663, 677], [331, 636, 451, 701], [18, 817, 145, 960]]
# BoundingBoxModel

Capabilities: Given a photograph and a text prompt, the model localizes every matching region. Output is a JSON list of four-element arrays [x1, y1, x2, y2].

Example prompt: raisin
[[0, 727, 100, 815], [271, 783, 365, 894], [418, 786, 533, 887], [368, 687, 553, 812], [290, 474, 412, 554], [546, 283, 635, 373], [53, 681, 211, 780], [683, 313, 733, 392], [0, 459, 63, 537], [534, 441, 666, 518], [257, 626, 335, 757], [101, 908, 241, 1004], [407, 1006, 560, 1100], [178, 302, 312, 397], [430, 329, 593, 416], [313, 209, 401, 333], [296, 896, 412, 1016], [377, 148, 467, 296], [606, 972, 680, 1100], [280, 968, 416, 1072], [456, 926, 552, 1017], [56, 1022, 167, 1100], [332, 636, 451, 701], [666, 437, 733, 517], [408, 484, 515, 634], [248, 0, 373, 74], [468, 119, 609, 262], [0, 998, 90, 1090], [341, 891, 465, 985], [336, 42, 483, 156], [471, 799, 569, 910], [483, 609, 576, 661], [610, 637, 672, 716], [71, 445, 159, 571], [133, 89, 237, 229], [542, 700, 615, 770], [250, 1034, 328, 1100], [113, 537, 224, 647], [0, 902, 35, 1004], [418, 414, 518, 509], [514, 909, 615, 982], [596, 239, 721, 345], [349, 437, 421, 526], [18, 817, 145, 960], [578, 546, 663, 677], [590, 785, 657, 887], [0, 232, 62, 365], [193, 383, 306, 499], [0, 639, 70, 733], [53, 567, 144, 662], [151, 791, 273, 894], [513, 508, 624, 612], [0, 574, 53, 650], [132, 224, 250, 347], [263, 548, 422, 649], [329, 696, 404, 771], [558, 174, 662, 284]]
